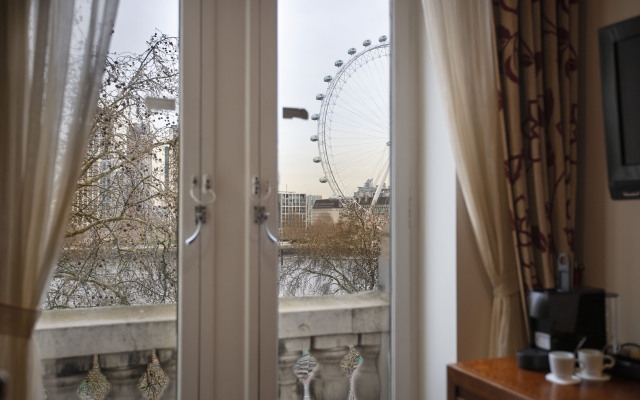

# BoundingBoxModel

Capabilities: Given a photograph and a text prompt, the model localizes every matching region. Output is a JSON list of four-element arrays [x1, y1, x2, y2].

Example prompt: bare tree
[[45, 33, 179, 309], [279, 202, 388, 296]]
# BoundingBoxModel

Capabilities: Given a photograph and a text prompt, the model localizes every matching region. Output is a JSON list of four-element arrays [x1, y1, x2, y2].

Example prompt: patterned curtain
[[493, 0, 579, 291]]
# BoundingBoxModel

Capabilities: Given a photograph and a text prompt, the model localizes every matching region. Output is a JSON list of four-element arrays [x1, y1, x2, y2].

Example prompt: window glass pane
[[36, 2, 179, 398], [277, 1, 391, 398]]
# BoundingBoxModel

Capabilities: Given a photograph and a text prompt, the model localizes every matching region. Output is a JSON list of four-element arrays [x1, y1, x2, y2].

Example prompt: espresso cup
[[577, 349, 615, 377], [548, 351, 578, 381]]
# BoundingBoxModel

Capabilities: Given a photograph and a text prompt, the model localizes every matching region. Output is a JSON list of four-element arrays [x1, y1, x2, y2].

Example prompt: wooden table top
[[448, 356, 640, 400]]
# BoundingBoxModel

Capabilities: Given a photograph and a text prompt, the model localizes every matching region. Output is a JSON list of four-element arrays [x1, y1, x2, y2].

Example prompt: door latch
[[254, 205, 278, 243], [185, 205, 206, 245]]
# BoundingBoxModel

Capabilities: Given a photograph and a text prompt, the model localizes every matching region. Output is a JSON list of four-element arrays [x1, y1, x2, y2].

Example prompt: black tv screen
[[599, 15, 640, 199]]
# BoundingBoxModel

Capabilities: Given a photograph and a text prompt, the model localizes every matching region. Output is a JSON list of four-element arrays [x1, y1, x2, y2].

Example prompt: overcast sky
[[109, 0, 389, 199]]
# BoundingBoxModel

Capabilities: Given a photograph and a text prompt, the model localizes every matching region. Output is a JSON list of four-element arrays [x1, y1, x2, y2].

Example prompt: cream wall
[[578, 0, 640, 345]]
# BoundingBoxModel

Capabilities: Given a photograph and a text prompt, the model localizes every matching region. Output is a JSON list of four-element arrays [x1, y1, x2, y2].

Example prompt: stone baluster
[[101, 351, 144, 399], [157, 348, 177, 400], [310, 334, 356, 399], [279, 338, 311, 400], [41, 356, 89, 400], [353, 333, 381, 400]]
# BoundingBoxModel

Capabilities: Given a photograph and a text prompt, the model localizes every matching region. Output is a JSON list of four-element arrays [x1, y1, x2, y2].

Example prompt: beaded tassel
[[138, 349, 169, 400], [293, 350, 317, 400], [340, 345, 362, 400], [77, 355, 110, 400]]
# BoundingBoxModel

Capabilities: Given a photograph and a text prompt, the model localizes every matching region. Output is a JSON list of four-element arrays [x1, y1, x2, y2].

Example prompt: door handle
[[262, 217, 278, 244], [185, 205, 206, 245], [254, 206, 278, 244]]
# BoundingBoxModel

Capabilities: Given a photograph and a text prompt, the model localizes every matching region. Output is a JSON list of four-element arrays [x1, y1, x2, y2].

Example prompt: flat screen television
[[599, 15, 640, 200]]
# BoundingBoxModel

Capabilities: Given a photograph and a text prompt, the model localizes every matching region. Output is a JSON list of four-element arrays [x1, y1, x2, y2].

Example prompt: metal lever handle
[[185, 205, 206, 245], [254, 206, 278, 244], [263, 219, 278, 244]]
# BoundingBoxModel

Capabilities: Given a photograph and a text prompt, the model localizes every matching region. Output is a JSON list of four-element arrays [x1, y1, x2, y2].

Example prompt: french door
[[177, 0, 417, 398], [178, 0, 278, 397]]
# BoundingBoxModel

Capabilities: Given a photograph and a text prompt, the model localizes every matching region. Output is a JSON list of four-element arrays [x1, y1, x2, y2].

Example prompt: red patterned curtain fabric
[[493, 0, 579, 291]]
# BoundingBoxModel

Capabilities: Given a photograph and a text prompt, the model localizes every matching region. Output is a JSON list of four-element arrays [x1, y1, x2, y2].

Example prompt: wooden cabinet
[[448, 357, 640, 400]]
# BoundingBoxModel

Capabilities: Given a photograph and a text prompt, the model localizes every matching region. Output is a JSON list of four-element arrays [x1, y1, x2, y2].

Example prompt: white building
[[306, 194, 322, 225], [309, 198, 343, 226], [277, 192, 307, 236]]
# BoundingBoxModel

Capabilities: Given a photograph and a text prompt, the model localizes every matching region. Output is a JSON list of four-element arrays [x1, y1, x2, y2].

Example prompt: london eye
[[311, 36, 390, 205]]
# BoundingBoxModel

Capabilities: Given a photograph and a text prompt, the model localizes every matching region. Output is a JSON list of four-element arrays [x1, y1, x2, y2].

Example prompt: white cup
[[577, 349, 615, 377], [548, 351, 578, 381]]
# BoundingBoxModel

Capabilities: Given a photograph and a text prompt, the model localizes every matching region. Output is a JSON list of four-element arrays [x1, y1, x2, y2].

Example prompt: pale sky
[[109, 0, 179, 54], [110, 0, 390, 199]]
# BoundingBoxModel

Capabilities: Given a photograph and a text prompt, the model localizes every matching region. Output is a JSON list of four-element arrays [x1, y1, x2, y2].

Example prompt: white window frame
[[176, 0, 434, 398], [178, 0, 277, 397]]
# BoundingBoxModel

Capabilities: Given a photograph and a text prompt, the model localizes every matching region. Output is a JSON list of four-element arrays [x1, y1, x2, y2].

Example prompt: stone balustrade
[[34, 291, 389, 400]]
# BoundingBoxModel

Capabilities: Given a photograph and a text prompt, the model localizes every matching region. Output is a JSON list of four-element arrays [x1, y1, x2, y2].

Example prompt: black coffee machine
[[517, 254, 606, 371], [528, 287, 606, 352], [518, 287, 606, 371]]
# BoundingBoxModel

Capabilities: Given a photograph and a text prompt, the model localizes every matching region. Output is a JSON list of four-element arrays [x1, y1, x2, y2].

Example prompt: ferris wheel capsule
[[310, 135, 319, 142], [311, 114, 320, 121], [348, 48, 357, 55], [319, 177, 328, 183], [363, 39, 371, 47], [324, 75, 333, 82], [313, 156, 322, 163], [379, 35, 388, 42], [335, 60, 344, 67], [316, 94, 325, 100]]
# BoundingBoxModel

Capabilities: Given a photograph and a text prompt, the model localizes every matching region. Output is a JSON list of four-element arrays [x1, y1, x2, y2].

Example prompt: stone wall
[[35, 292, 389, 399]]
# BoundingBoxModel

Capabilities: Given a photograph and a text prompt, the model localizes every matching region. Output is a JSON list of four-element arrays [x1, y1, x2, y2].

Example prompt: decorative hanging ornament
[[293, 350, 317, 400], [77, 355, 111, 400], [340, 345, 362, 376], [138, 349, 170, 400], [341, 345, 363, 400]]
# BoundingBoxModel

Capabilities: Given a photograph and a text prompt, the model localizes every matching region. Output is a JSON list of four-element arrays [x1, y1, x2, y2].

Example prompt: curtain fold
[[0, 1, 118, 398], [422, 0, 526, 356], [493, 0, 579, 291]]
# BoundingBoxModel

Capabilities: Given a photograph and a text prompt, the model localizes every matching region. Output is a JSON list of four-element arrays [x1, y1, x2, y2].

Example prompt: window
[[36, 2, 180, 398]]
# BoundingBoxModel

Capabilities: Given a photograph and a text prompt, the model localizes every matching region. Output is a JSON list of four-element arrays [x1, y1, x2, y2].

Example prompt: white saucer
[[575, 372, 611, 381], [545, 373, 581, 385]]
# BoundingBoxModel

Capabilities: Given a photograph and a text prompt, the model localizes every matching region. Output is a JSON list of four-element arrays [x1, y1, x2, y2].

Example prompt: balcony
[[34, 291, 389, 399]]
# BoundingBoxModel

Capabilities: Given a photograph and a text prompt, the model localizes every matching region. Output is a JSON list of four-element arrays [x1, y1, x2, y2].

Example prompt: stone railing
[[34, 291, 389, 400]]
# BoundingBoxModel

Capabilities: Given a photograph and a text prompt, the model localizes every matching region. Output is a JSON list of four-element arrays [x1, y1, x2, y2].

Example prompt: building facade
[[278, 192, 308, 237], [309, 198, 343, 226]]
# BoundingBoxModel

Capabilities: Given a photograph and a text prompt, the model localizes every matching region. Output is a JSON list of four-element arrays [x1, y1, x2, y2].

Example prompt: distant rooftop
[[312, 199, 343, 209], [358, 196, 390, 206]]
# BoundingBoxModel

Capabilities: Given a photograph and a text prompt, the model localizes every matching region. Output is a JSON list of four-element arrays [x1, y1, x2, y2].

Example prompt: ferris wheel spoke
[[330, 95, 387, 130], [330, 106, 388, 134], [354, 60, 388, 114], [332, 59, 388, 124], [329, 125, 388, 140], [337, 79, 388, 124]]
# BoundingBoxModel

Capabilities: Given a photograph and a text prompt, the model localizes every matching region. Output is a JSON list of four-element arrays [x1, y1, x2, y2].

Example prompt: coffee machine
[[528, 287, 606, 352], [517, 254, 607, 371], [517, 287, 606, 371]]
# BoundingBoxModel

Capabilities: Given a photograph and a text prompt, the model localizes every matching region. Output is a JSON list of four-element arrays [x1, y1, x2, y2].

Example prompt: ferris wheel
[[311, 36, 390, 204]]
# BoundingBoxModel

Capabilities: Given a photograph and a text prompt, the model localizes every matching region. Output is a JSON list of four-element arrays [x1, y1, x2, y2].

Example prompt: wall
[[578, 0, 640, 345], [417, 7, 459, 399]]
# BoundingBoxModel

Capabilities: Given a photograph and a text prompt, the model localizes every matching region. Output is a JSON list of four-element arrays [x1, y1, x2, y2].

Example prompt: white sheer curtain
[[422, 0, 526, 356], [0, 1, 118, 398]]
